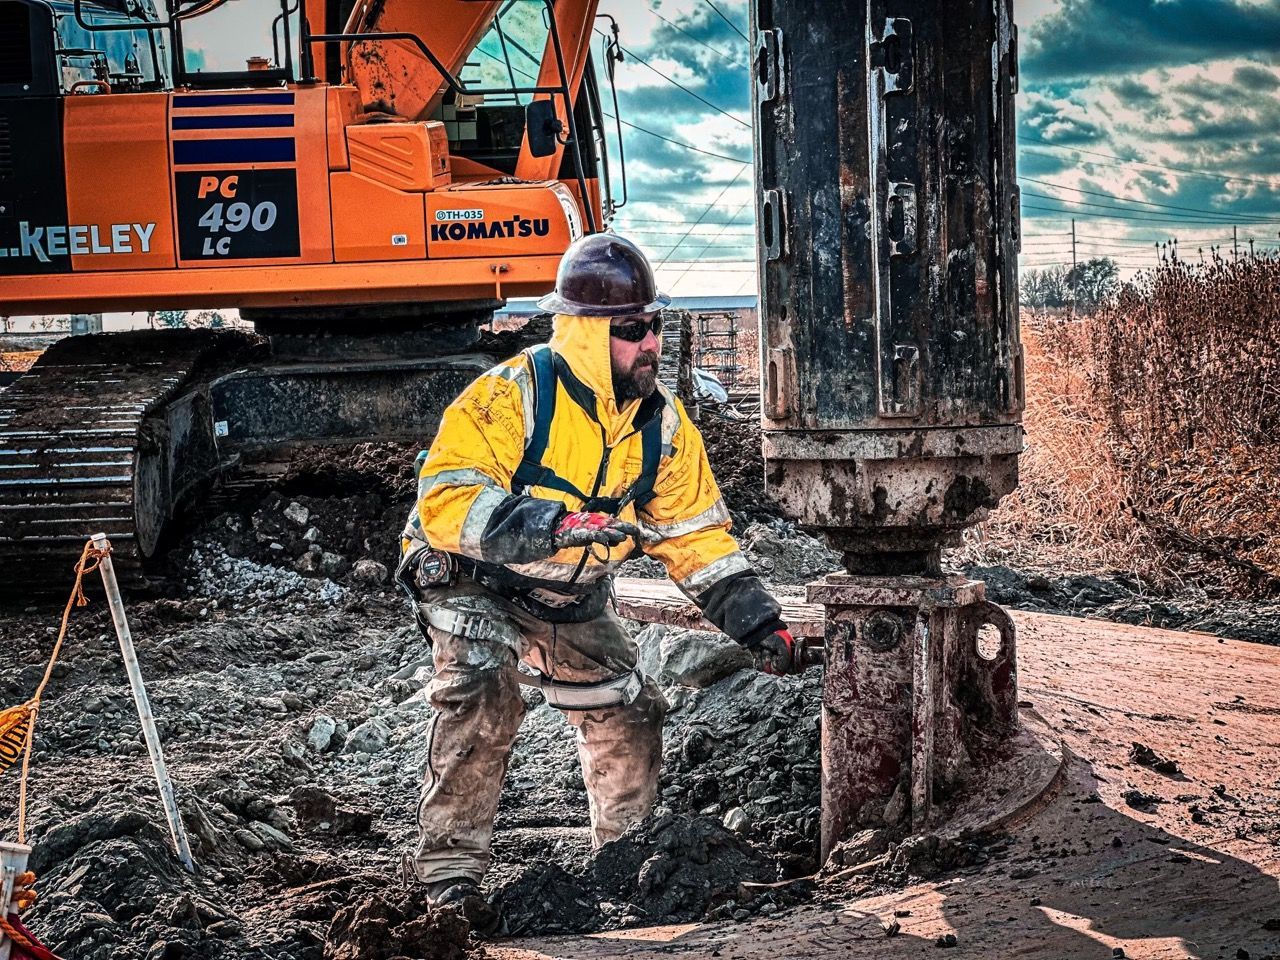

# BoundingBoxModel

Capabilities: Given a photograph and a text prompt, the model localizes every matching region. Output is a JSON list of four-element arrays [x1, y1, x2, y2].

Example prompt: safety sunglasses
[[608, 313, 664, 343]]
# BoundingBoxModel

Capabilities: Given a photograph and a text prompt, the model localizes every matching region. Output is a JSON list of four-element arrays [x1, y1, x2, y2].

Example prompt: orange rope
[[0, 912, 37, 952], [15, 540, 109, 844]]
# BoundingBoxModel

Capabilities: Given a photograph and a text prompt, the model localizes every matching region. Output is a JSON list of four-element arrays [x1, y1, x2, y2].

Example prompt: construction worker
[[396, 233, 794, 909]]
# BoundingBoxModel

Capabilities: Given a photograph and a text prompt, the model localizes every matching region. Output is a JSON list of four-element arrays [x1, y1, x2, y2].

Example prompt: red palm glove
[[554, 511, 641, 550], [755, 628, 796, 676]]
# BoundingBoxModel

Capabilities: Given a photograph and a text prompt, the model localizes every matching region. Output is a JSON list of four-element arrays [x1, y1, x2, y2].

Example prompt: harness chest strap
[[418, 604, 643, 711], [512, 344, 663, 511]]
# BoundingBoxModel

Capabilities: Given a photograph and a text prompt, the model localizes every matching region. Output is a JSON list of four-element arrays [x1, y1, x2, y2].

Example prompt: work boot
[[423, 876, 480, 908], [422, 877, 498, 932]]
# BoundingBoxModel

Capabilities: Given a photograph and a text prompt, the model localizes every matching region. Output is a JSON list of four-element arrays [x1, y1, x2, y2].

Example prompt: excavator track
[[0, 330, 242, 592]]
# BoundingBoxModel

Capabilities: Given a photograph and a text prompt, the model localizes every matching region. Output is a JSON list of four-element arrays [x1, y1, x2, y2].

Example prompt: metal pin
[[90, 533, 195, 873]]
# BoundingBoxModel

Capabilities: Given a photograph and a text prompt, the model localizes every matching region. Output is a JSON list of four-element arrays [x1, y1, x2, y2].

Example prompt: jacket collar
[[549, 313, 646, 441]]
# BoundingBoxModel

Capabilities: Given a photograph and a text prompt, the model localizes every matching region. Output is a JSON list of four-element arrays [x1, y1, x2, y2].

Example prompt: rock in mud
[[343, 717, 390, 755], [289, 786, 373, 837], [1123, 788, 1164, 811], [1129, 741, 1183, 777], [351, 559, 389, 585], [643, 627, 752, 689], [307, 715, 338, 752], [284, 502, 311, 527]]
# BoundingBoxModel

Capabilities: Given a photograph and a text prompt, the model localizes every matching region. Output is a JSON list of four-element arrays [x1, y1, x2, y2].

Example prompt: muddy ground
[[2, 413, 1278, 959], [1, 538, 824, 958]]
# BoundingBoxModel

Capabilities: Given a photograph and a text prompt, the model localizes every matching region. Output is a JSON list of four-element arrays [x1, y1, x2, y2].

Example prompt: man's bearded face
[[608, 317, 661, 402]]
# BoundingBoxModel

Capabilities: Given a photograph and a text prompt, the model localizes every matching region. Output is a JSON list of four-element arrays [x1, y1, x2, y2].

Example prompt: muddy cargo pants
[[410, 579, 667, 885]]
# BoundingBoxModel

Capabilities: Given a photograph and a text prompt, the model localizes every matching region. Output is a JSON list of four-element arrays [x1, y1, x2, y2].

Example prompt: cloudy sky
[[109, 0, 1280, 309], [583, 0, 1280, 294]]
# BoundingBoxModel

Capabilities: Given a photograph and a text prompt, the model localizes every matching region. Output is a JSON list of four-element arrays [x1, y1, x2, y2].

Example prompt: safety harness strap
[[518, 668, 644, 712], [511, 344, 664, 510], [632, 394, 664, 509], [416, 603, 642, 711], [512, 346, 595, 502]]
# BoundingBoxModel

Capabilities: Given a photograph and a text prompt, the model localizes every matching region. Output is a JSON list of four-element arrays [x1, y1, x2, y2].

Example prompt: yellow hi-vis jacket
[[402, 313, 783, 642]]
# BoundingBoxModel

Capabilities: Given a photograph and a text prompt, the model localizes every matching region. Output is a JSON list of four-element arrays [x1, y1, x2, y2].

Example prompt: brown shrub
[[957, 313, 1153, 575], [969, 253, 1280, 595]]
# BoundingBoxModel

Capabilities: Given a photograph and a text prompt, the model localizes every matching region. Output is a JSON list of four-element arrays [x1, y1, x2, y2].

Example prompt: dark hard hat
[[538, 233, 671, 316]]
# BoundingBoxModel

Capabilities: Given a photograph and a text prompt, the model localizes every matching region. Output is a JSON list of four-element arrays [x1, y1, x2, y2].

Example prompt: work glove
[[553, 511, 642, 550], [752, 628, 796, 676]]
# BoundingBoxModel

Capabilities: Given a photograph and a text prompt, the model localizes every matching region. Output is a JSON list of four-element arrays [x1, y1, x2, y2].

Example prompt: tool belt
[[415, 604, 643, 711], [396, 543, 611, 624]]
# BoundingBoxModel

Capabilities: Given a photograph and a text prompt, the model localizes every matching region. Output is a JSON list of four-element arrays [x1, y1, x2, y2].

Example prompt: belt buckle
[[527, 587, 581, 609]]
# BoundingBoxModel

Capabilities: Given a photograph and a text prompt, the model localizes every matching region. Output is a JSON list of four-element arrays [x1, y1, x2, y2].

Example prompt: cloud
[[610, 55, 703, 93], [1023, 0, 1280, 78], [1233, 64, 1280, 91]]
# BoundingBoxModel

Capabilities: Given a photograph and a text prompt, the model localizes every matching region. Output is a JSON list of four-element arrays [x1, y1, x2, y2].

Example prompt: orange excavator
[[0, 0, 621, 586]]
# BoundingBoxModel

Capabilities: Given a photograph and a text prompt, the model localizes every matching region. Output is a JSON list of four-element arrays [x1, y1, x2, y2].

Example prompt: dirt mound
[[697, 414, 778, 524], [493, 813, 773, 935], [323, 882, 471, 960], [654, 662, 824, 878], [27, 807, 252, 960], [282, 443, 419, 503], [491, 863, 601, 935], [592, 813, 773, 919]]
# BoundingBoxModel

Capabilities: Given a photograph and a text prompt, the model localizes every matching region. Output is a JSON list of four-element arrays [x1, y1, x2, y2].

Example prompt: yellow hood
[[549, 312, 644, 441]]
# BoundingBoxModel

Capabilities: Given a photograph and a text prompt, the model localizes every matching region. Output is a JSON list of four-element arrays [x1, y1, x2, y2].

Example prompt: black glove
[[751, 628, 796, 676], [553, 511, 641, 550]]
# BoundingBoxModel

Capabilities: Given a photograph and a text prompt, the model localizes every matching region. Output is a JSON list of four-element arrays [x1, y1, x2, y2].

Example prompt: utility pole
[[1234, 225, 1239, 260], [1071, 218, 1077, 317], [1249, 238, 1255, 260]]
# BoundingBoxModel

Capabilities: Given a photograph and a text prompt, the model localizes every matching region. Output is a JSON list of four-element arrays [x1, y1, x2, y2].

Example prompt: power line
[[1023, 191, 1280, 225], [656, 259, 755, 264], [1022, 237, 1193, 249], [610, 37, 752, 129], [666, 197, 755, 288], [656, 164, 752, 268], [649, 5, 746, 67], [604, 111, 750, 164], [656, 265, 757, 273], [702, 0, 750, 43], [1019, 176, 1280, 223], [619, 197, 757, 209], [1072, 232, 1235, 243], [1021, 202, 1276, 226], [637, 235, 752, 245], [617, 217, 755, 225], [621, 227, 756, 236]]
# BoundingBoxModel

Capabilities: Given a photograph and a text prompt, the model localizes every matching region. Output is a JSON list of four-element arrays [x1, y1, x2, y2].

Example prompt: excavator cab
[[2, 0, 169, 95]]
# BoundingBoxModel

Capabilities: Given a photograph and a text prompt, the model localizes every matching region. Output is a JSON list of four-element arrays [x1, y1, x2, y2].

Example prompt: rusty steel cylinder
[[750, 0, 1023, 573]]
